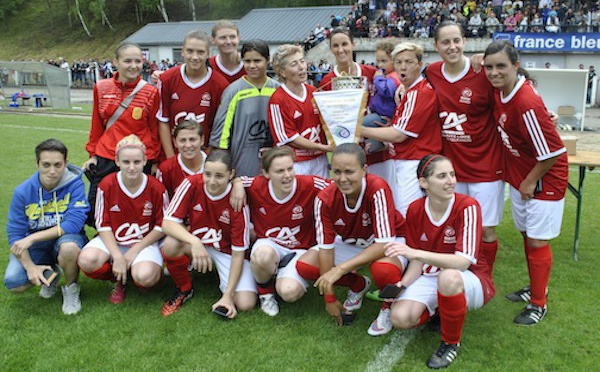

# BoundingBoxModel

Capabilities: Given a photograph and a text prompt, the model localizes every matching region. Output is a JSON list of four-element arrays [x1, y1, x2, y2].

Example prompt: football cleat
[[505, 285, 531, 302], [162, 288, 194, 316], [426, 342, 460, 369], [259, 294, 279, 317], [514, 303, 547, 326], [367, 308, 393, 336], [343, 275, 372, 311]]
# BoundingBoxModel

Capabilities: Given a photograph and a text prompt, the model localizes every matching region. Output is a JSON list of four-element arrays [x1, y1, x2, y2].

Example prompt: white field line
[[0, 123, 87, 134], [364, 328, 417, 372]]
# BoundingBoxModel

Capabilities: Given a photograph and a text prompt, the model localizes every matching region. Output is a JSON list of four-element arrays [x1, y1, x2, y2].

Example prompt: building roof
[[237, 6, 351, 43], [124, 5, 351, 46]]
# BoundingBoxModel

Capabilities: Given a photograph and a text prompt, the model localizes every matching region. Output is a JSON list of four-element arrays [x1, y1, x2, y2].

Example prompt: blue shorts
[[4, 233, 88, 290]]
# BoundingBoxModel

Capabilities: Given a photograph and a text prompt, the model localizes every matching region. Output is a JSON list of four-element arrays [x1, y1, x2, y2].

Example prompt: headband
[[418, 155, 442, 179], [116, 143, 146, 155]]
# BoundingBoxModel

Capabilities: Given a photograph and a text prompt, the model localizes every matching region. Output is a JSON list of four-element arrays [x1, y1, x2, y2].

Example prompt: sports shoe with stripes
[[259, 294, 279, 317], [343, 275, 372, 312], [162, 288, 194, 316], [367, 307, 392, 336], [505, 285, 531, 302], [426, 342, 460, 369], [514, 303, 547, 326]]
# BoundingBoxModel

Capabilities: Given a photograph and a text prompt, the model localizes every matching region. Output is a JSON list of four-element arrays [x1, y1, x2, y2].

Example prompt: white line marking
[[364, 328, 417, 372], [0, 123, 87, 134]]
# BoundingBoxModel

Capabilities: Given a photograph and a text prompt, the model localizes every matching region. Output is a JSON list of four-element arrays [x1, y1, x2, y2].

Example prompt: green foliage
[[0, 111, 600, 371]]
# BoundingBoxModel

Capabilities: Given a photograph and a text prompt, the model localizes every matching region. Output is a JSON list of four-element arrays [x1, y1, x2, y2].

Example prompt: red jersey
[[86, 73, 161, 161], [95, 172, 168, 246], [209, 55, 245, 84], [320, 63, 388, 165], [242, 175, 330, 250], [165, 175, 250, 254], [405, 194, 494, 303], [426, 60, 503, 182], [156, 65, 228, 147], [315, 174, 405, 249], [392, 76, 442, 160], [268, 83, 327, 162], [492, 77, 568, 200], [155, 152, 207, 198]]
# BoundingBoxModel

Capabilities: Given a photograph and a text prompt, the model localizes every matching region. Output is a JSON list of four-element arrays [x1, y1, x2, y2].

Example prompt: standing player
[[156, 119, 207, 198], [78, 135, 167, 304], [362, 42, 442, 216], [384, 154, 495, 369], [83, 42, 160, 226], [268, 44, 332, 178], [5, 139, 89, 315], [156, 29, 228, 158], [209, 20, 245, 84], [311, 143, 407, 332], [237, 146, 329, 316], [211, 40, 280, 177], [161, 150, 255, 318], [483, 40, 568, 325], [425, 21, 504, 275]]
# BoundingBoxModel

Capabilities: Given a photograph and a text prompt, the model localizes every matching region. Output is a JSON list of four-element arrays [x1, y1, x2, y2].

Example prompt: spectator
[[504, 11, 518, 31], [546, 13, 560, 32], [468, 8, 484, 36], [588, 65, 596, 104], [330, 15, 341, 28], [531, 12, 543, 31], [314, 24, 327, 43], [486, 12, 501, 35]]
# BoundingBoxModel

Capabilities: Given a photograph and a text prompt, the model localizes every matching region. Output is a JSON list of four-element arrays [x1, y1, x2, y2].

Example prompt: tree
[[73, 0, 92, 36], [89, 0, 114, 31], [0, 0, 25, 30]]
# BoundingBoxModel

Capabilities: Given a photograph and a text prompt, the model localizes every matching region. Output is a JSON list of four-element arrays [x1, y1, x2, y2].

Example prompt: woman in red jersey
[[385, 154, 495, 369]]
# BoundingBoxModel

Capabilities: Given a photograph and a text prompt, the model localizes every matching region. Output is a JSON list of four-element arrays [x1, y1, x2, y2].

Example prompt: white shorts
[[509, 186, 565, 240], [294, 154, 329, 178], [83, 236, 163, 266], [368, 159, 401, 211], [312, 236, 408, 270], [206, 248, 257, 294], [393, 159, 424, 216], [250, 238, 309, 291], [455, 180, 505, 227], [398, 270, 484, 315]]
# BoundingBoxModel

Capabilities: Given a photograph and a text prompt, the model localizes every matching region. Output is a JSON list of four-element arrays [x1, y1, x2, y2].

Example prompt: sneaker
[[514, 303, 547, 326], [426, 342, 460, 369], [505, 285, 531, 302], [109, 282, 127, 304], [39, 265, 62, 299], [367, 308, 393, 336], [61, 283, 81, 315], [343, 275, 372, 312], [259, 294, 279, 317], [161, 288, 194, 316]]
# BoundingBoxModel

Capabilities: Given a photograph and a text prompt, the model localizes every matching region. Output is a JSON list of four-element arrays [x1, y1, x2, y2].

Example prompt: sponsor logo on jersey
[[132, 107, 143, 120], [265, 226, 300, 247], [193, 203, 203, 212], [343, 235, 374, 248], [443, 226, 457, 244], [103, 94, 118, 99], [300, 125, 322, 142], [291, 205, 304, 220], [334, 218, 346, 226], [191, 227, 223, 249], [420, 233, 428, 241], [174, 112, 206, 125], [293, 110, 302, 119], [143, 201, 153, 217], [115, 222, 150, 243], [459, 88, 472, 104], [440, 111, 467, 135], [361, 212, 371, 227], [110, 204, 121, 212], [218, 209, 231, 225], [171, 93, 179, 100]]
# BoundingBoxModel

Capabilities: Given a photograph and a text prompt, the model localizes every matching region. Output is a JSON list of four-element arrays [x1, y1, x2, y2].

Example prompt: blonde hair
[[116, 134, 146, 157], [212, 20, 239, 37], [375, 40, 397, 56], [391, 42, 424, 62], [271, 44, 304, 82]]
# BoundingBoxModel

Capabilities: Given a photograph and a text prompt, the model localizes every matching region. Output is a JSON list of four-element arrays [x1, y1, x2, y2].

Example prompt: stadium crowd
[[2, 11, 586, 370]]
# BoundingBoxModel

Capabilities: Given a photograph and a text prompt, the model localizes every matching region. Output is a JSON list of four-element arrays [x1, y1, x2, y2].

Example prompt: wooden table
[[567, 151, 600, 260]]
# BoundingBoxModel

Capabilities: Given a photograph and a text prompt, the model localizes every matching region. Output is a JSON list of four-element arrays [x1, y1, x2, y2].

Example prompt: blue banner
[[492, 33, 600, 52]]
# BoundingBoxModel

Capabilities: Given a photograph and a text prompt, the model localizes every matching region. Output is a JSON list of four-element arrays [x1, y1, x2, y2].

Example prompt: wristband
[[324, 294, 337, 303]]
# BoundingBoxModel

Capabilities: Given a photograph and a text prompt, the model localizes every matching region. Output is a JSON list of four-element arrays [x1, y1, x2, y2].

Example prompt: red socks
[[164, 255, 193, 292], [370, 261, 403, 290], [480, 240, 498, 277], [416, 310, 431, 327], [296, 261, 320, 281], [527, 244, 552, 307], [83, 261, 113, 281], [438, 292, 467, 345], [336, 272, 367, 292]]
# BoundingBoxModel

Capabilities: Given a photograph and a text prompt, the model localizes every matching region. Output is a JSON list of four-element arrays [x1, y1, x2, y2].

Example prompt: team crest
[[142, 201, 153, 217], [219, 209, 231, 224], [459, 88, 472, 104], [291, 205, 304, 220], [361, 212, 371, 227], [201, 92, 212, 107], [443, 226, 457, 244], [132, 107, 143, 120]]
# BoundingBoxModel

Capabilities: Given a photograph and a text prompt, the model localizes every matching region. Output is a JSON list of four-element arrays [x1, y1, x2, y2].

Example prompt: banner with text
[[493, 33, 600, 52]]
